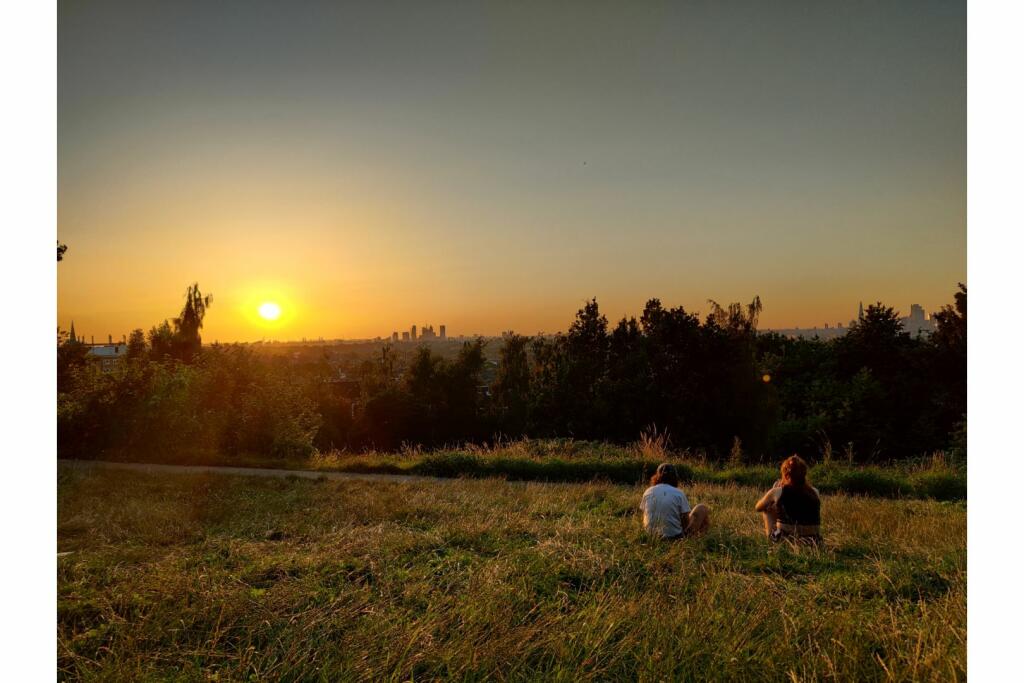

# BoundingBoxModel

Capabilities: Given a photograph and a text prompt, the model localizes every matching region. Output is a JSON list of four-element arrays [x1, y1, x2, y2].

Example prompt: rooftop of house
[[86, 344, 128, 358]]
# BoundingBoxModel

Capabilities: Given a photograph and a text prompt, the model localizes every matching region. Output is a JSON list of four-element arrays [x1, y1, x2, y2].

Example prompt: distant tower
[[392, 331, 399, 343], [69, 321, 77, 344], [108, 334, 113, 344], [440, 324, 446, 340], [411, 325, 417, 341], [858, 301, 864, 320], [90, 335, 94, 345]]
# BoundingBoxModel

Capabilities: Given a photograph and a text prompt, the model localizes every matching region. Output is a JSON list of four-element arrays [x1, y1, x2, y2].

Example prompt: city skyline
[[62, 297, 947, 346], [58, 1, 965, 343]]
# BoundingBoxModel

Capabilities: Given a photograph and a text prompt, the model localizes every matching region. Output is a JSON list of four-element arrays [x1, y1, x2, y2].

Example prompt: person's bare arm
[[755, 487, 780, 512]]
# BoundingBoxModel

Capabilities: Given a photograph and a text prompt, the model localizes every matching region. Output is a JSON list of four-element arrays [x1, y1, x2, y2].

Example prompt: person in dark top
[[755, 455, 822, 545]]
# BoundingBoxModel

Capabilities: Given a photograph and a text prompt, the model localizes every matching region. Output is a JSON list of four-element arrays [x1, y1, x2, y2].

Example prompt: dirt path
[[58, 459, 447, 485]]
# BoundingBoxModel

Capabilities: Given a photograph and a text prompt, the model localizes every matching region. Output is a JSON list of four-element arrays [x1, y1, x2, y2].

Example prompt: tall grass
[[82, 438, 966, 500], [301, 439, 964, 501], [58, 467, 966, 681]]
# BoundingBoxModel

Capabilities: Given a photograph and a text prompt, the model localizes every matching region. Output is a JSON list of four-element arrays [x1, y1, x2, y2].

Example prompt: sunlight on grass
[[58, 467, 965, 680]]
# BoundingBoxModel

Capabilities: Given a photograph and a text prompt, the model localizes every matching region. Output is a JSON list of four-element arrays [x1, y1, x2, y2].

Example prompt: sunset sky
[[58, 0, 965, 343]]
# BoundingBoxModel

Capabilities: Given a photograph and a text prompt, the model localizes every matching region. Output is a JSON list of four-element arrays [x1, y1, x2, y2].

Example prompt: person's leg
[[761, 509, 778, 538], [686, 503, 710, 535]]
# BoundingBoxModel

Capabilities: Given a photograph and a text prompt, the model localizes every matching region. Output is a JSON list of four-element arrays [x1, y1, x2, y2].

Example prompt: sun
[[258, 301, 282, 321]]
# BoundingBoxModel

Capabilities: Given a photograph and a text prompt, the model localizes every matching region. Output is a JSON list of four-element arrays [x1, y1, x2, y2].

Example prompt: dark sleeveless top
[[778, 485, 821, 526]]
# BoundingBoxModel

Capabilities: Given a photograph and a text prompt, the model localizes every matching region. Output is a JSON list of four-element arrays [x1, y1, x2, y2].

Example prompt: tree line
[[58, 284, 966, 464]]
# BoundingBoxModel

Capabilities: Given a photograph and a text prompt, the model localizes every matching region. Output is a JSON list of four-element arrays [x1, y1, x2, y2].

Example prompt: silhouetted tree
[[563, 299, 610, 436], [126, 329, 147, 360], [707, 296, 762, 336], [493, 334, 531, 434], [833, 302, 936, 459], [171, 283, 212, 361], [57, 329, 88, 391], [57, 241, 67, 262], [638, 299, 704, 445], [932, 284, 967, 357], [57, 286, 969, 463], [605, 316, 649, 440], [931, 284, 967, 449], [444, 339, 488, 440], [148, 321, 175, 360], [529, 334, 570, 436], [840, 302, 909, 379]]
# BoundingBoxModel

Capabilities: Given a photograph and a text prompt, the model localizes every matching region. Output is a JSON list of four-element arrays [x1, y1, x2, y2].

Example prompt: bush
[[58, 348, 320, 461], [912, 471, 967, 502], [815, 466, 908, 498]]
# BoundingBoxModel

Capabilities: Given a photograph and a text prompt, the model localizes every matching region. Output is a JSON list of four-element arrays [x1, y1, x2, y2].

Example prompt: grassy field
[[58, 466, 966, 681], [93, 438, 967, 502]]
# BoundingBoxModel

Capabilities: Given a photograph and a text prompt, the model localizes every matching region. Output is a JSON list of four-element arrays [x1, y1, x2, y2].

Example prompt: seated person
[[755, 455, 821, 544], [640, 463, 710, 539]]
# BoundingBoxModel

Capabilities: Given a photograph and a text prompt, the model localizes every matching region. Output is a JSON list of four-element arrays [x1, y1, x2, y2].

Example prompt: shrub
[[912, 471, 966, 502]]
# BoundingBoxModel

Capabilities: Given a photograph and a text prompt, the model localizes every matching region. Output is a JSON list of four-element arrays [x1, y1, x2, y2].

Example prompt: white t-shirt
[[640, 483, 692, 538]]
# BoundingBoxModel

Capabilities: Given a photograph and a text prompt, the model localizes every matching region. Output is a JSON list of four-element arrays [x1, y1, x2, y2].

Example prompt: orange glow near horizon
[[57, 2, 965, 343]]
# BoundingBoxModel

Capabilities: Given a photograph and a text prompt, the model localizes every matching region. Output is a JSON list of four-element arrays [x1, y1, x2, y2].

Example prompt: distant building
[[767, 301, 935, 339], [402, 331, 410, 341], [900, 303, 936, 336], [420, 324, 436, 340], [391, 331, 399, 343], [766, 326, 847, 340], [439, 324, 446, 340], [86, 343, 127, 373], [411, 325, 417, 341]]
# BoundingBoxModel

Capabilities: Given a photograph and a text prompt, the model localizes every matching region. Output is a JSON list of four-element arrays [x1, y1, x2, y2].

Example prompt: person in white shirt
[[640, 463, 710, 539]]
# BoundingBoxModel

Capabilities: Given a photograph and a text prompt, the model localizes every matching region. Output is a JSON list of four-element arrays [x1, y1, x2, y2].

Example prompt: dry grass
[[58, 466, 966, 681]]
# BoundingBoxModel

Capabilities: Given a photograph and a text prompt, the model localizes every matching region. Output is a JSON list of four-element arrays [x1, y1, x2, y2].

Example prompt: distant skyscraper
[[900, 303, 935, 336], [858, 301, 864, 320], [411, 325, 417, 341], [391, 331, 399, 343], [440, 324, 446, 340], [402, 331, 410, 341], [69, 321, 77, 344]]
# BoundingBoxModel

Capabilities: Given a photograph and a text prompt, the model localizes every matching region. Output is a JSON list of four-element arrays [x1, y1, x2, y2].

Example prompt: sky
[[58, 0, 965, 343]]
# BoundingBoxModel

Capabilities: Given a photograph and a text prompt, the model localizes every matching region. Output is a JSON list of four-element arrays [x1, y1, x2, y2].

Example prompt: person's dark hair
[[650, 463, 680, 488], [780, 455, 815, 496]]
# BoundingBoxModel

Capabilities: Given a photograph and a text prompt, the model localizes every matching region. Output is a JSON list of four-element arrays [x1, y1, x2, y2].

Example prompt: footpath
[[58, 459, 446, 485]]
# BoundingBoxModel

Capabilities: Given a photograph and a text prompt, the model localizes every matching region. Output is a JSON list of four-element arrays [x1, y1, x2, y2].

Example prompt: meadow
[[303, 441, 966, 502], [58, 465, 965, 681]]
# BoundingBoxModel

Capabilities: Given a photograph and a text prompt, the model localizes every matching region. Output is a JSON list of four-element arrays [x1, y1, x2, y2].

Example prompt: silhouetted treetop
[[932, 283, 967, 354], [707, 296, 762, 336]]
